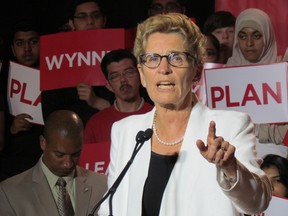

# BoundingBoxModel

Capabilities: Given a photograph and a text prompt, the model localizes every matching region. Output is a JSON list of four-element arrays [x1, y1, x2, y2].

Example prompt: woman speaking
[[99, 13, 272, 216]]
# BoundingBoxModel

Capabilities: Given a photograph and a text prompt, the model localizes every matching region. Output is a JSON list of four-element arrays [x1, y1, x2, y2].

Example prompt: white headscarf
[[226, 8, 277, 66]]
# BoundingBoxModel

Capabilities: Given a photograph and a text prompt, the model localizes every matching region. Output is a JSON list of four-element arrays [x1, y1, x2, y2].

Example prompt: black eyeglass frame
[[139, 51, 194, 69]]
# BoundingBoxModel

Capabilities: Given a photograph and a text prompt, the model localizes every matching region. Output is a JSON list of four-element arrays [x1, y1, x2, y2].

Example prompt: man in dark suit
[[0, 110, 107, 216]]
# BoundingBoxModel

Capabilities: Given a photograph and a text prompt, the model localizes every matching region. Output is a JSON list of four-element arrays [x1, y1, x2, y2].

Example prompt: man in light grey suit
[[0, 110, 107, 216]]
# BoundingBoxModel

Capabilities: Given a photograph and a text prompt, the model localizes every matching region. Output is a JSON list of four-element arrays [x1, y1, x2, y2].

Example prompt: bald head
[[41, 110, 84, 176], [43, 110, 83, 143]]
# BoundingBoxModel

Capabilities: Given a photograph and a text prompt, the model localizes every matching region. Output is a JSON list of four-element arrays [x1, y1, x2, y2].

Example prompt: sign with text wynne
[[205, 62, 288, 124], [40, 28, 134, 91]]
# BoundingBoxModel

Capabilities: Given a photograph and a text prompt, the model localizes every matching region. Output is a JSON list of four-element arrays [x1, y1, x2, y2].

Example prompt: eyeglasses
[[150, 3, 181, 13], [139, 52, 193, 69], [108, 69, 138, 82], [73, 12, 103, 21]]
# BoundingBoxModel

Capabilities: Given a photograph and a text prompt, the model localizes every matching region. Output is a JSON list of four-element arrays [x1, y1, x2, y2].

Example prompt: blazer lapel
[[32, 161, 60, 216], [126, 110, 155, 215], [75, 167, 92, 216]]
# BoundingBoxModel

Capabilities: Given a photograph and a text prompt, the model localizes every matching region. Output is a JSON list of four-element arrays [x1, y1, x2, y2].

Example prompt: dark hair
[[203, 11, 236, 34], [205, 34, 220, 57], [10, 20, 40, 44], [261, 154, 288, 197], [71, 0, 107, 18], [100, 49, 137, 79]]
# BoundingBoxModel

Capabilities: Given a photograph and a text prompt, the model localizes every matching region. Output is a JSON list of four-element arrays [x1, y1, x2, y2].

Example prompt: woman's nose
[[157, 57, 172, 75]]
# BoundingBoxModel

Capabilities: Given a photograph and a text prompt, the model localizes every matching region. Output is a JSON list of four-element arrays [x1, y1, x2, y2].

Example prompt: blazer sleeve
[[0, 184, 16, 216], [257, 123, 288, 144], [216, 113, 272, 214]]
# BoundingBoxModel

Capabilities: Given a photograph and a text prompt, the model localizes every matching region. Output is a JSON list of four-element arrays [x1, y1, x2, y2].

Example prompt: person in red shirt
[[84, 49, 153, 144]]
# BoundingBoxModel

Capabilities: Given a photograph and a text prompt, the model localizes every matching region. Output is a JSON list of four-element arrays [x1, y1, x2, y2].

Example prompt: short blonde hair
[[133, 13, 206, 66]]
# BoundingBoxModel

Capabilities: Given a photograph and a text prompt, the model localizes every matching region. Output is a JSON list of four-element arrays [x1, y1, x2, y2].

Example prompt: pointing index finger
[[208, 121, 217, 141]]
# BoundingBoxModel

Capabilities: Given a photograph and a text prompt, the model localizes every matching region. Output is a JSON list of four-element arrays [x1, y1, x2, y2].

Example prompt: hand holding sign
[[77, 82, 96, 105], [76, 82, 110, 110], [10, 113, 33, 135]]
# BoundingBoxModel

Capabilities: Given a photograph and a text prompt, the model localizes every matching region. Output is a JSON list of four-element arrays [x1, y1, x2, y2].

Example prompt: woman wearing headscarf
[[226, 8, 277, 66], [226, 8, 287, 149]]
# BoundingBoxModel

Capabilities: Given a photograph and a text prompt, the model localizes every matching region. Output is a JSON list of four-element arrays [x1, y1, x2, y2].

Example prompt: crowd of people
[[0, 0, 287, 215]]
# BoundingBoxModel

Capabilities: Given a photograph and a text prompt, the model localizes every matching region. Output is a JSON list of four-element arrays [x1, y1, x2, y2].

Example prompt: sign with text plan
[[7, 61, 44, 125], [205, 62, 288, 124], [40, 28, 134, 91]]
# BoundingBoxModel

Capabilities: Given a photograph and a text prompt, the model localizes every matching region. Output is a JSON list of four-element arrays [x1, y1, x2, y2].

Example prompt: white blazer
[[99, 102, 271, 216]]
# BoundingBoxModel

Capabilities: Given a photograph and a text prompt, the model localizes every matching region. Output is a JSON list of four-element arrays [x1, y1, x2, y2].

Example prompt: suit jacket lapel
[[75, 167, 92, 216], [32, 161, 60, 216]]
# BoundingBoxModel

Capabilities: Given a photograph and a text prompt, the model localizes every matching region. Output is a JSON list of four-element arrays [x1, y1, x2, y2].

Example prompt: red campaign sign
[[40, 28, 135, 91], [215, 0, 288, 56], [78, 142, 110, 175]]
